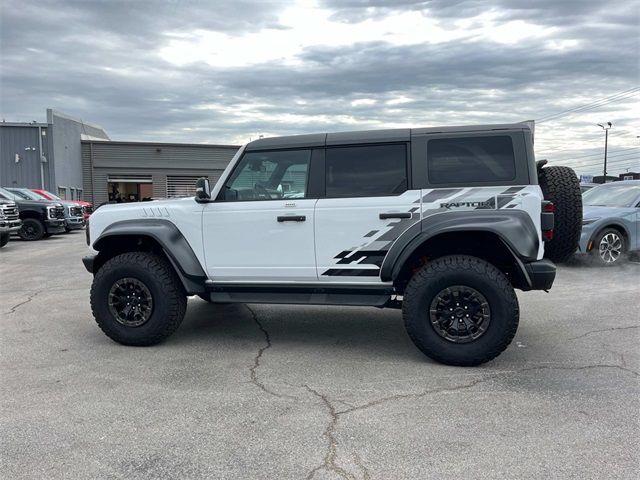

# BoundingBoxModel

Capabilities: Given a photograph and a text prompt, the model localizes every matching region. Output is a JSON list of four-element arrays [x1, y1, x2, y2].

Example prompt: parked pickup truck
[[6, 187, 85, 232], [32, 188, 93, 220], [83, 122, 582, 366], [0, 187, 66, 240], [0, 199, 22, 248]]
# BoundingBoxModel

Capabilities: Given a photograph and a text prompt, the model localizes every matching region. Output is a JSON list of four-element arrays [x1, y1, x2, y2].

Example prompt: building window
[[70, 187, 76, 200], [77, 189, 83, 200], [58, 187, 67, 200]]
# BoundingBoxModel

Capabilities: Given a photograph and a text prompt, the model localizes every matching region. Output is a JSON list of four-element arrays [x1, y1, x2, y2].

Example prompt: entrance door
[[202, 148, 317, 282], [107, 175, 153, 202]]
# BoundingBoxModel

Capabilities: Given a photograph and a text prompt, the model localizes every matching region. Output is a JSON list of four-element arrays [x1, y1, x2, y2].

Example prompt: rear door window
[[427, 135, 516, 184], [325, 144, 408, 198]]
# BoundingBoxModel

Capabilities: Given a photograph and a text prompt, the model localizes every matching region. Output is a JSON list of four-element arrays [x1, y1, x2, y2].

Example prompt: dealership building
[[1, 109, 239, 205]]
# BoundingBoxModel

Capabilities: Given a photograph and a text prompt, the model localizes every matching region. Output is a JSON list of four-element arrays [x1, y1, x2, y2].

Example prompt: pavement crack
[[245, 305, 295, 399], [4, 290, 41, 315], [352, 451, 371, 480], [568, 325, 640, 341], [304, 385, 358, 480], [336, 373, 499, 415], [336, 363, 639, 416]]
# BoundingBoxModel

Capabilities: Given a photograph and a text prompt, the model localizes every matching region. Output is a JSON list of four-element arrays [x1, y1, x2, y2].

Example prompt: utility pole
[[597, 122, 612, 180]]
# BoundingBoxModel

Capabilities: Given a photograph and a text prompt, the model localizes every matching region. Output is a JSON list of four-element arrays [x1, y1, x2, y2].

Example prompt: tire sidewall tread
[[539, 166, 583, 263], [90, 252, 187, 346], [19, 218, 45, 241], [403, 255, 519, 366]]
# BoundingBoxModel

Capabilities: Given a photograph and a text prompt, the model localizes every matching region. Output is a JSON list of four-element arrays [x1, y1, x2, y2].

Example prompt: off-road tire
[[539, 166, 582, 263], [18, 218, 45, 241], [589, 227, 627, 266], [90, 252, 187, 346], [402, 255, 519, 366], [0, 232, 9, 248]]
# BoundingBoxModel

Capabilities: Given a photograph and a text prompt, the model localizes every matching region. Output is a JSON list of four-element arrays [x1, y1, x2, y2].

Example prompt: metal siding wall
[[0, 125, 52, 189], [87, 142, 237, 170], [82, 141, 238, 204], [81, 143, 94, 203], [93, 170, 109, 206]]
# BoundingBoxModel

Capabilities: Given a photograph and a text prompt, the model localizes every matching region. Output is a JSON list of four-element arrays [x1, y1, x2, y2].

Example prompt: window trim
[[216, 147, 314, 202], [323, 142, 411, 199]]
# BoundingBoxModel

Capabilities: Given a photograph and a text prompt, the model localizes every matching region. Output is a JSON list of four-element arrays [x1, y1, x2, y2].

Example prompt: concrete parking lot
[[1, 231, 638, 479]]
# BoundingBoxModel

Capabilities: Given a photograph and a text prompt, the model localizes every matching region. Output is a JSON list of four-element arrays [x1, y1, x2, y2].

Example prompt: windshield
[[0, 187, 19, 201], [42, 190, 61, 200], [582, 184, 640, 207], [9, 188, 46, 201]]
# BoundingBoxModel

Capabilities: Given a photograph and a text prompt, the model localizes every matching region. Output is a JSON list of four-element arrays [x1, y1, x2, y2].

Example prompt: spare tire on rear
[[538, 165, 582, 263]]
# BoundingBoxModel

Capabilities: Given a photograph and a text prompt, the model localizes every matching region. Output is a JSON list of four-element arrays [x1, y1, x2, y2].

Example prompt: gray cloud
[[1, 0, 638, 175]]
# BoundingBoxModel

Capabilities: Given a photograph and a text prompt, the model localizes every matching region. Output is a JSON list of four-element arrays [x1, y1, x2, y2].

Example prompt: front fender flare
[[93, 219, 207, 294], [380, 210, 540, 282]]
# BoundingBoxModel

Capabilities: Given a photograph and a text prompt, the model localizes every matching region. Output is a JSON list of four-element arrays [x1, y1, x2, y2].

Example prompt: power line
[[566, 158, 639, 169], [555, 152, 640, 164], [536, 87, 640, 123], [539, 146, 639, 161]]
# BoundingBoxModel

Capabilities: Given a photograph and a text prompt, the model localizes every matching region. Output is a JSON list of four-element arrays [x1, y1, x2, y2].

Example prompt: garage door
[[167, 175, 207, 198]]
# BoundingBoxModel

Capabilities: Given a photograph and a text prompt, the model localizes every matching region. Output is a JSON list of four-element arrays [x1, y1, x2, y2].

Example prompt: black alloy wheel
[[108, 277, 154, 327], [429, 285, 491, 343], [19, 218, 45, 241]]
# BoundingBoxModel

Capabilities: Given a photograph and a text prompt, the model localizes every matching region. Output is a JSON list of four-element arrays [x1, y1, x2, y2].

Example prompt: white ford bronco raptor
[[84, 122, 582, 366]]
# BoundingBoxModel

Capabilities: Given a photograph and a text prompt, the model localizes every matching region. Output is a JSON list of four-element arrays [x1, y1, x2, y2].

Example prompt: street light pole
[[597, 122, 612, 180]]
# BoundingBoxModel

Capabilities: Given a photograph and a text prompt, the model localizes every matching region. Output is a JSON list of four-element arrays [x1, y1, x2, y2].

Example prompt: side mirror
[[195, 177, 211, 202]]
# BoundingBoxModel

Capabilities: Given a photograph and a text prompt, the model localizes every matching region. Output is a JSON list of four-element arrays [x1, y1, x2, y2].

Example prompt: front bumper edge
[[82, 254, 96, 273]]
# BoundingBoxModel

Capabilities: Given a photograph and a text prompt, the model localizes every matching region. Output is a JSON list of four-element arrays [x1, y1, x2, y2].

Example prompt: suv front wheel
[[402, 255, 519, 366], [90, 252, 187, 346]]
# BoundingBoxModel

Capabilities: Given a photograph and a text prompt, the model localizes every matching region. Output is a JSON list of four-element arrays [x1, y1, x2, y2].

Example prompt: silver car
[[578, 181, 640, 264]]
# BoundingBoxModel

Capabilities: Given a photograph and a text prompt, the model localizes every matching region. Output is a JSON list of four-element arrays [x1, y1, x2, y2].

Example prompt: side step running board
[[203, 283, 394, 307]]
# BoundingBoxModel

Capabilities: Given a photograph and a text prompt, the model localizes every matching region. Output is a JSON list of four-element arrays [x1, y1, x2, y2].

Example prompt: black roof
[[245, 122, 533, 151]]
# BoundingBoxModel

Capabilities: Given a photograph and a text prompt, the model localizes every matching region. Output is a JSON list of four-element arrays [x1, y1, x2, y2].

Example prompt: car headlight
[[47, 206, 56, 219], [582, 218, 600, 226]]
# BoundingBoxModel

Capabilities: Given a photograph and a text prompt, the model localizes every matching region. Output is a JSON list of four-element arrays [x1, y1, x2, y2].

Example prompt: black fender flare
[[93, 219, 207, 294], [380, 210, 540, 283]]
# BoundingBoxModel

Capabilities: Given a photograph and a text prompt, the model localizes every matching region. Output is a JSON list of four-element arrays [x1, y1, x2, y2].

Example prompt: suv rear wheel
[[538, 165, 582, 263], [402, 255, 519, 366], [90, 252, 187, 346]]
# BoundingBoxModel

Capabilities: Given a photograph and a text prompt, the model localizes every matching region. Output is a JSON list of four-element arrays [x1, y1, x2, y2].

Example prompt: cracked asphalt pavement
[[1, 232, 639, 479]]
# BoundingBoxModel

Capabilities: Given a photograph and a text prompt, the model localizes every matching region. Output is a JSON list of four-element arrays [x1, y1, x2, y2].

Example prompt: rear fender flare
[[381, 210, 540, 283]]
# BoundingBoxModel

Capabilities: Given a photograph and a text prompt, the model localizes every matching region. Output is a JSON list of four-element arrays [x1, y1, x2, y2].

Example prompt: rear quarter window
[[427, 135, 516, 184]]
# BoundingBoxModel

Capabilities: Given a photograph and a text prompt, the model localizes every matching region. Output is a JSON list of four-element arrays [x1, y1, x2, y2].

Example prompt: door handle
[[277, 215, 306, 222], [379, 212, 411, 220]]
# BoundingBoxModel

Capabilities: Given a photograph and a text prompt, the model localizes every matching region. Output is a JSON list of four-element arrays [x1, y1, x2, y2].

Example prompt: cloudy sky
[[1, 0, 638, 175]]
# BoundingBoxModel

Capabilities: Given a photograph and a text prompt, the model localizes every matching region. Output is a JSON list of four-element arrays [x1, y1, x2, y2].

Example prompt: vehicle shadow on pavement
[[171, 300, 425, 363]]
